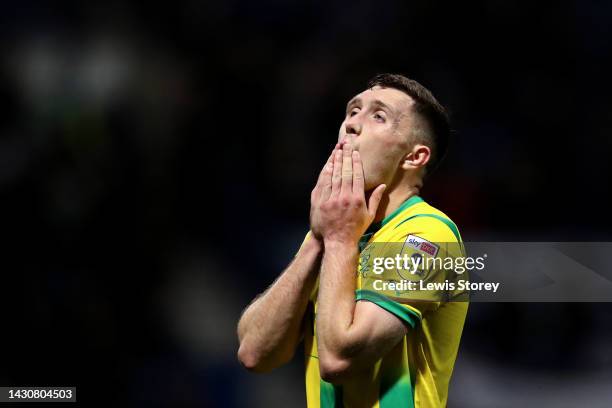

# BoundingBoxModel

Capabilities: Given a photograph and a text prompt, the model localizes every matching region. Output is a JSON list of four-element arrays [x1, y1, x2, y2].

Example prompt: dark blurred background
[[1, 1, 612, 406]]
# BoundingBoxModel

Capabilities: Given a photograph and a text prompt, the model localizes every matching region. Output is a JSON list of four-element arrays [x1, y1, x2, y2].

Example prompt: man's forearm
[[316, 241, 360, 363], [237, 235, 322, 372]]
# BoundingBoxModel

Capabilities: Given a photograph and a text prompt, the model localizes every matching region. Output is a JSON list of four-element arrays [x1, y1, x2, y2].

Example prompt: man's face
[[338, 86, 416, 191]]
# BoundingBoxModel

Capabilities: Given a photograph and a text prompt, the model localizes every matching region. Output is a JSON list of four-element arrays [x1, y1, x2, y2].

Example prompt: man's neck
[[372, 184, 420, 225]]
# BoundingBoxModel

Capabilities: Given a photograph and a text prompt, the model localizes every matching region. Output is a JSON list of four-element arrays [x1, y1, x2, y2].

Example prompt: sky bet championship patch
[[403, 234, 440, 257]]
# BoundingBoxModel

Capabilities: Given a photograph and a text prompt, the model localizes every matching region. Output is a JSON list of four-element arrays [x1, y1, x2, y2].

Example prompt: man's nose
[[345, 117, 362, 136]]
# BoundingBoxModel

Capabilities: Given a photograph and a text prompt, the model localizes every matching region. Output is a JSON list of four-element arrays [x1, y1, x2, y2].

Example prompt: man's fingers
[[341, 142, 353, 194], [313, 144, 340, 199], [352, 151, 364, 196], [321, 145, 341, 200], [368, 184, 387, 218], [330, 148, 343, 198], [317, 148, 335, 183]]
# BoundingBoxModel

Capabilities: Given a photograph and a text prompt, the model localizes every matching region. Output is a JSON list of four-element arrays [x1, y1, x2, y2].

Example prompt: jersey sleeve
[[356, 215, 466, 325], [296, 231, 313, 254]]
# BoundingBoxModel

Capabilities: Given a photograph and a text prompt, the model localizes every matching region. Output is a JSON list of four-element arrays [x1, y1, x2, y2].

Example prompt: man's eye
[[374, 112, 386, 122], [349, 108, 360, 117]]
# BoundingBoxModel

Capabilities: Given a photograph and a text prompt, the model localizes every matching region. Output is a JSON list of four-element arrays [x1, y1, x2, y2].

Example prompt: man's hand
[[314, 143, 406, 384], [311, 142, 386, 245], [309, 143, 339, 240]]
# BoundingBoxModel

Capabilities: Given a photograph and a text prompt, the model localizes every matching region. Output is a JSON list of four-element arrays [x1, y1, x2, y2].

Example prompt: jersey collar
[[359, 195, 424, 249]]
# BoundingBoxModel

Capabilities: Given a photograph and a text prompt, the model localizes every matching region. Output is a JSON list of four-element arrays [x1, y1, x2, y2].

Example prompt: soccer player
[[237, 74, 468, 407]]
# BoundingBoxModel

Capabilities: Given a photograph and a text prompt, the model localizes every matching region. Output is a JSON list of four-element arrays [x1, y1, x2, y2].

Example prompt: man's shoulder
[[381, 200, 461, 243]]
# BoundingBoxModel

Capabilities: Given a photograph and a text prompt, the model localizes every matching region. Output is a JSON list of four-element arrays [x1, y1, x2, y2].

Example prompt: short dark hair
[[367, 73, 450, 173]]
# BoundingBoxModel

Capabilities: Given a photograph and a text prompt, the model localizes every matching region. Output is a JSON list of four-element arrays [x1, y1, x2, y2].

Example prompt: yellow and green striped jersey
[[303, 195, 468, 408]]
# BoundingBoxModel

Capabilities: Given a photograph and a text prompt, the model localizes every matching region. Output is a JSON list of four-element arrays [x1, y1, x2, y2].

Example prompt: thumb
[[367, 184, 387, 218]]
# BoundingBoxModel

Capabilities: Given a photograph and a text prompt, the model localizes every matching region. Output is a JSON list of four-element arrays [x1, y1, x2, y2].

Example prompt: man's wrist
[[303, 231, 324, 254], [323, 238, 358, 252]]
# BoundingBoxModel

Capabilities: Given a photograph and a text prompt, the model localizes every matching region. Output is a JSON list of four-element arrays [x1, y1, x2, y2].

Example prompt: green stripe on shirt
[[355, 289, 421, 328]]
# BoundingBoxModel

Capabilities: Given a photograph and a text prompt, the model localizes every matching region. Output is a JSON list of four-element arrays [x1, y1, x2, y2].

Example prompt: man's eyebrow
[[346, 97, 361, 111], [370, 99, 395, 114], [345, 97, 395, 114]]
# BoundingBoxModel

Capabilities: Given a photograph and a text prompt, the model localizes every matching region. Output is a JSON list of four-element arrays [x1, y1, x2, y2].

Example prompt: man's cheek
[[362, 160, 382, 190]]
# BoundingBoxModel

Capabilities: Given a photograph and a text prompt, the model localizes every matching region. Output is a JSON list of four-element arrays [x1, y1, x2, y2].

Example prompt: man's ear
[[400, 144, 431, 170]]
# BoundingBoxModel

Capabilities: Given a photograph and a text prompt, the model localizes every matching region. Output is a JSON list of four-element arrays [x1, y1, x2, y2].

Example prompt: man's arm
[[316, 242, 407, 383], [237, 145, 339, 373], [237, 235, 321, 372], [312, 144, 407, 384]]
